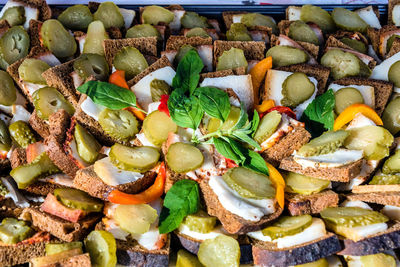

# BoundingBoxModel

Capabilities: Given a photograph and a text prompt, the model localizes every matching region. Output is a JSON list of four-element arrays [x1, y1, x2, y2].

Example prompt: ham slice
[[41, 193, 86, 223]]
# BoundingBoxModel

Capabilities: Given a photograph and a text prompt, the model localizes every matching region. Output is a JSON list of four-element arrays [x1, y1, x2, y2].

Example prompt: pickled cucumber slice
[[126, 24, 161, 40], [288, 21, 319, 45], [360, 253, 396, 267], [176, 249, 203, 267], [334, 87, 364, 114], [0, 218, 33, 244], [241, 13, 278, 34], [18, 58, 50, 84], [83, 21, 109, 56], [175, 45, 196, 65], [150, 79, 171, 102], [222, 167, 275, 199], [285, 172, 330, 195], [109, 144, 160, 172], [9, 120, 36, 148], [345, 125, 394, 161], [388, 61, 400, 88], [93, 2, 124, 29], [142, 6, 174, 26], [216, 47, 248, 71], [57, 5, 93, 31], [186, 27, 210, 38], [0, 70, 17, 106], [198, 235, 240, 267], [166, 142, 204, 173], [113, 47, 148, 80], [387, 35, 400, 53], [98, 108, 139, 141], [46, 242, 83, 255], [266, 46, 309, 68], [114, 204, 158, 234], [85, 230, 117, 267], [369, 174, 400, 185], [382, 97, 400, 135], [321, 49, 360, 80], [297, 130, 349, 157], [332, 8, 368, 33], [300, 5, 336, 33], [32, 87, 75, 120], [321, 207, 389, 228], [143, 110, 177, 146], [0, 26, 29, 69], [74, 123, 101, 164], [340, 37, 367, 54], [296, 258, 329, 267], [281, 72, 315, 107], [73, 53, 110, 81], [1, 6, 25, 27], [54, 188, 103, 212], [382, 149, 400, 174], [181, 11, 209, 29], [207, 106, 241, 133], [226, 23, 252, 41], [253, 110, 282, 144], [0, 119, 11, 152], [261, 215, 313, 240], [359, 59, 371, 78], [181, 210, 217, 234], [40, 19, 77, 58]]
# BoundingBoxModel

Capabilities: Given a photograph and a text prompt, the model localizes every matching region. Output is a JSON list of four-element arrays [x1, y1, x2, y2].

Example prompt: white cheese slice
[[119, 8, 135, 29], [328, 83, 375, 110], [200, 75, 254, 112], [248, 218, 326, 249], [287, 6, 302, 21], [382, 205, 400, 221], [371, 51, 400, 91], [93, 157, 144, 186], [131, 67, 175, 112], [0, 0, 39, 30], [208, 175, 275, 222], [265, 69, 318, 118], [169, 10, 185, 32], [80, 97, 105, 121], [178, 224, 227, 241], [293, 149, 364, 169], [341, 200, 373, 210], [355, 6, 381, 29], [147, 101, 161, 114], [136, 132, 157, 147], [393, 5, 400, 26]]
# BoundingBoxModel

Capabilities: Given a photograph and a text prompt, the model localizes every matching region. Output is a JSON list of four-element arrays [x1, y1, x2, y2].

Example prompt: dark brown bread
[[20, 207, 101, 242], [16, 0, 52, 21], [22, 181, 66, 196], [199, 179, 283, 234], [285, 190, 339, 216], [29, 110, 50, 139], [48, 109, 71, 143], [213, 40, 266, 65], [333, 77, 393, 115], [199, 67, 246, 81], [128, 56, 173, 87], [337, 222, 400, 256], [261, 126, 311, 167], [28, 19, 43, 48], [222, 11, 246, 29], [73, 166, 156, 201], [252, 233, 342, 267], [165, 36, 212, 51], [165, 166, 188, 193], [39, 253, 91, 267], [347, 191, 400, 206], [387, 37, 400, 58], [279, 156, 363, 182], [10, 147, 27, 169], [367, 25, 399, 56]]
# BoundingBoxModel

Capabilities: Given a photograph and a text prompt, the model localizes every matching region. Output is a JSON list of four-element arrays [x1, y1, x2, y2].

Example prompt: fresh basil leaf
[[168, 90, 203, 129], [232, 103, 248, 130], [196, 87, 230, 122], [301, 89, 335, 138], [163, 179, 200, 214], [243, 150, 269, 175], [172, 49, 204, 95], [77, 81, 136, 110], [251, 110, 260, 137], [232, 130, 261, 150], [213, 137, 244, 164], [158, 208, 186, 234]]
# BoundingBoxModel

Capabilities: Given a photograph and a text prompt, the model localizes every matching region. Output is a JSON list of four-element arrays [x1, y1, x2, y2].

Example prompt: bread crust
[[286, 190, 339, 216]]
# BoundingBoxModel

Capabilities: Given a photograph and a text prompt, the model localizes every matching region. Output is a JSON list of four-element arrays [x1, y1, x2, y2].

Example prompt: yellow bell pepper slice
[[333, 104, 383, 131], [255, 99, 275, 114], [265, 162, 285, 209]]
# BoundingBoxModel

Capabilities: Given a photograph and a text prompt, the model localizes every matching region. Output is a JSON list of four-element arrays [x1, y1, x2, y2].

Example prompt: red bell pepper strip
[[158, 95, 170, 116], [264, 106, 297, 119]]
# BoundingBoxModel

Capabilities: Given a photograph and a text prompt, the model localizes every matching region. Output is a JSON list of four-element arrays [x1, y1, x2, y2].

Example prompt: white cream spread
[[341, 200, 373, 210], [0, 0, 39, 30], [248, 218, 326, 249], [293, 149, 363, 169], [382, 205, 400, 221], [178, 224, 227, 241], [93, 157, 144, 186], [329, 83, 375, 109], [81, 97, 105, 121], [208, 175, 275, 222]]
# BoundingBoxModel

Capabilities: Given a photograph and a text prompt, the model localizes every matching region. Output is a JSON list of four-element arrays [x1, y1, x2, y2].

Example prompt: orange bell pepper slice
[[107, 162, 166, 205], [255, 99, 275, 114], [265, 162, 285, 209], [109, 70, 146, 121], [333, 104, 383, 131], [250, 57, 273, 105]]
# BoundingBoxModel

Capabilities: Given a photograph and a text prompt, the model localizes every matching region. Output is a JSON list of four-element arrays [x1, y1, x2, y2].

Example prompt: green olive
[[83, 21, 109, 56], [18, 58, 50, 85], [32, 87, 75, 120], [142, 6, 174, 26], [1, 6, 25, 27], [226, 23, 252, 41], [93, 2, 124, 29], [0, 70, 16, 106], [9, 121, 36, 148], [126, 24, 161, 40], [181, 11, 209, 29], [113, 47, 148, 80], [40, 19, 77, 58], [0, 26, 29, 69], [57, 5, 93, 31], [0, 119, 11, 152], [73, 53, 109, 81]]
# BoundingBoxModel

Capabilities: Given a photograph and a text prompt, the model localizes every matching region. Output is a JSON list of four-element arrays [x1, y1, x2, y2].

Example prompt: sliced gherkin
[[177, 249, 203, 267], [334, 87, 364, 114], [266, 46, 308, 67], [382, 97, 400, 135], [1, 6, 25, 27], [181, 210, 217, 234], [126, 24, 161, 40], [181, 11, 209, 29], [0, 26, 29, 69], [150, 79, 171, 102], [57, 5, 93, 31], [300, 5, 336, 33], [254, 110, 282, 144], [32, 87, 75, 120], [18, 58, 50, 85], [207, 106, 241, 133], [359, 253, 396, 267], [54, 188, 103, 212], [109, 144, 160, 172], [83, 21, 109, 56], [340, 37, 367, 54], [142, 6, 174, 26], [387, 35, 400, 53], [297, 130, 349, 157], [74, 123, 101, 164], [216, 47, 248, 71], [93, 2, 124, 29], [321, 49, 360, 80], [143, 110, 177, 146], [85, 230, 117, 267], [382, 149, 400, 174], [186, 27, 210, 38], [166, 142, 204, 173], [331, 8, 368, 33], [321, 207, 389, 228], [45, 242, 83, 256], [288, 20, 319, 45], [226, 23, 252, 41], [73, 53, 109, 81], [40, 19, 77, 58], [262, 215, 313, 240], [0, 119, 11, 152], [241, 13, 278, 34], [388, 61, 400, 88], [0, 70, 17, 106], [285, 172, 330, 195], [113, 47, 148, 80], [0, 218, 33, 244], [281, 72, 315, 107], [369, 174, 400, 185], [98, 108, 139, 141], [9, 120, 36, 148]]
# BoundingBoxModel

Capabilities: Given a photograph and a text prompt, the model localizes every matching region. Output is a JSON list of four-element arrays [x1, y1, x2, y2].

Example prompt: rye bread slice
[[22, 181, 66, 196], [213, 40, 266, 66], [10, 146, 27, 169], [73, 166, 156, 201], [96, 222, 170, 267], [175, 232, 253, 264], [199, 67, 246, 81], [347, 191, 400, 207], [199, 179, 283, 235], [20, 206, 101, 242], [261, 126, 311, 167], [279, 156, 363, 182], [15, 0, 52, 21], [222, 11, 246, 29], [337, 221, 400, 256], [332, 77, 393, 115], [252, 233, 341, 267], [165, 165, 188, 193], [34, 253, 92, 267], [28, 19, 42, 47], [165, 36, 213, 51], [389, 0, 400, 25], [285, 190, 339, 216], [29, 110, 50, 139], [0, 19, 10, 36], [128, 55, 173, 87], [387, 37, 400, 58]]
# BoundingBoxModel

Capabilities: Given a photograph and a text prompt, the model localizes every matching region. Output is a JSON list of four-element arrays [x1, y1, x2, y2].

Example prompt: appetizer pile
[[0, 0, 399, 266]]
